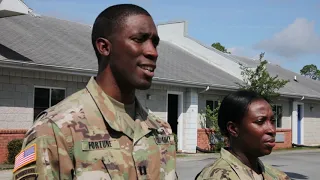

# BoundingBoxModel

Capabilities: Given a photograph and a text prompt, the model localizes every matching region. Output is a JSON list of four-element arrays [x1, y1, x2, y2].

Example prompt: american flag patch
[[13, 144, 37, 172]]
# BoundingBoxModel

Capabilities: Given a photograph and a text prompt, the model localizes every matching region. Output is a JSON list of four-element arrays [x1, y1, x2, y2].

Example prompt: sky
[[24, 0, 320, 73]]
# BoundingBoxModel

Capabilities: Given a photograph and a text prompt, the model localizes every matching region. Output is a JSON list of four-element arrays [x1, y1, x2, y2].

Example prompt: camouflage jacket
[[13, 77, 177, 180], [195, 148, 290, 180]]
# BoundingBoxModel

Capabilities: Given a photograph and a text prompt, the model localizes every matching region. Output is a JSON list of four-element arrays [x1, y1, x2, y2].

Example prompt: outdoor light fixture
[[147, 94, 151, 100], [310, 105, 314, 112]]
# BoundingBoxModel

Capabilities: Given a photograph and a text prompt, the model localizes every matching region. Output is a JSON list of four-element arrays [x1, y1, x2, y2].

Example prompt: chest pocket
[[155, 134, 176, 177], [75, 139, 134, 180], [132, 133, 176, 180]]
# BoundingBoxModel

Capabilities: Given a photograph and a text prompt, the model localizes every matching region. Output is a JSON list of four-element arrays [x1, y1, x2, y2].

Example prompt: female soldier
[[195, 90, 290, 180]]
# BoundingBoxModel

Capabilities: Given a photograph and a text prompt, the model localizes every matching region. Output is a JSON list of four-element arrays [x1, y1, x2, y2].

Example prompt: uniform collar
[[220, 147, 266, 179], [85, 76, 163, 141]]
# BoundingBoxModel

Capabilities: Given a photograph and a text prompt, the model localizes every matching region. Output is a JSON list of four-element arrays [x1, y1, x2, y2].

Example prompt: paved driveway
[[1, 149, 319, 179], [177, 149, 320, 180]]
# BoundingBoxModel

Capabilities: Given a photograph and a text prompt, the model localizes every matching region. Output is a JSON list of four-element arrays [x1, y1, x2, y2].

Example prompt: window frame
[[205, 100, 219, 128], [33, 86, 66, 118], [272, 104, 283, 128]]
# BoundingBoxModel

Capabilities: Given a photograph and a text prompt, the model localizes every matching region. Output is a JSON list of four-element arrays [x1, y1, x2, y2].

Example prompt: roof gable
[[0, 0, 29, 18]]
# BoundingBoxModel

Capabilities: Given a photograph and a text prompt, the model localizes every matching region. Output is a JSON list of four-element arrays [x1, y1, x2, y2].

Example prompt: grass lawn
[[0, 164, 13, 170]]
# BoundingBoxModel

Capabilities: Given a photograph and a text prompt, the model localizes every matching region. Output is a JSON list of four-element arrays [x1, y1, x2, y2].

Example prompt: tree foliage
[[200, 103, 225, 152], [236, 52, 290, 102], [212, 42, 231, 54], [300, 64, 320, 80]]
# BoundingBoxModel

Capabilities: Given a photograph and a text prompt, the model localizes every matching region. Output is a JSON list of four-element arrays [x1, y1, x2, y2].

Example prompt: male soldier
[[12, 4, 177, 180]]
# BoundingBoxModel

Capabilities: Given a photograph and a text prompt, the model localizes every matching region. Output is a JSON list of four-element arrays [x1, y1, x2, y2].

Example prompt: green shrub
[[173, 133, 178, 151], [201, 103, 226, 152], [7, 139, 23, 164]]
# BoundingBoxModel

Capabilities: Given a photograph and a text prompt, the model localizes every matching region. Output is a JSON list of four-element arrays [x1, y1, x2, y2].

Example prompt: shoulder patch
[[13, 165, 37, 180], [13, 144, 37, 173]]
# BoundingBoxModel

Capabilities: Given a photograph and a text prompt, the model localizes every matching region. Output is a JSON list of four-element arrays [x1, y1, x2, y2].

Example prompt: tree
[[300, 64, 320, 80], [212, 42, 231, 54], [199, 103, 225, 152], [236, 52, 290, 102]]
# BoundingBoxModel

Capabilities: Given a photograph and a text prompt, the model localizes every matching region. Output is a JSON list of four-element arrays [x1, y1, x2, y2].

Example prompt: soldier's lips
[[264, 139, 276, 148], [138, 64, 155, 78]]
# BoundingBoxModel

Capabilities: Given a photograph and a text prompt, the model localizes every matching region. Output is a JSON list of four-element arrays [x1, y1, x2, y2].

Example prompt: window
[[34, 87, 66, 120], [272, 105, 283, 128], [205, 100, 219, 128], [206, 100, 219, 111]]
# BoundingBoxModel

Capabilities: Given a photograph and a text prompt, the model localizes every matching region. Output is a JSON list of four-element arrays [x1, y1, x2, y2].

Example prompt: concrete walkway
[[2, 149, 320, 180]]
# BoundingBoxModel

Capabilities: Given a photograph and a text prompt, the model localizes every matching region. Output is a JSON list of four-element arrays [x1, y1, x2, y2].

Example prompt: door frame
[[292, 101, 304, 145], [166, 91, 184, 151]]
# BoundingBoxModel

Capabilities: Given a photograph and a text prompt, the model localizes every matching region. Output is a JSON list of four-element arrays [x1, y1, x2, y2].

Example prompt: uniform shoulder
[[147, 109, 173, 133], [35, 88, 89, 126], [22, 89, 89, 143], [264, 163, 291, 179], [196, 157, 238, 180]]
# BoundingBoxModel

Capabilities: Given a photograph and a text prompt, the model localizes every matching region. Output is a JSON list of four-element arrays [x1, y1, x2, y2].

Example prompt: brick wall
[[197, 128, 292, 151], [274, 129, 292, 150], [0, 129, 27, 164], [197, 128, 215, 151]]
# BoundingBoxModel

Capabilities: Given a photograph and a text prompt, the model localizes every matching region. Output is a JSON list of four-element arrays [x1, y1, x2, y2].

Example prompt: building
[[1, 0, 320, 163], [157, 21, 320, 149]]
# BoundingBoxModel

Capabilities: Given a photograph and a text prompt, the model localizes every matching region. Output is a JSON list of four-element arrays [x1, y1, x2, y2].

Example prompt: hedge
[[7, 139, 23, 164]]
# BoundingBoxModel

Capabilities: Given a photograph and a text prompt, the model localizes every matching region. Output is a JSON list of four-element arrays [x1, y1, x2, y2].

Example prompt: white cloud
[[253, 18, 320, 58]]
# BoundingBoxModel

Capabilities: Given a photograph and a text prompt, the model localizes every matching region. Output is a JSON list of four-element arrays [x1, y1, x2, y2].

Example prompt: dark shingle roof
[[0, 14, 241, 89], [0, 15, 97, 70]]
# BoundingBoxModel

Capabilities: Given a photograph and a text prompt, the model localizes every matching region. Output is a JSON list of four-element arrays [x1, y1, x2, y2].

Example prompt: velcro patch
[[81, 139, 120, 151], [13, 144, 37, 173], [154, 134, 173, 145], [13, 165, 38, 180]]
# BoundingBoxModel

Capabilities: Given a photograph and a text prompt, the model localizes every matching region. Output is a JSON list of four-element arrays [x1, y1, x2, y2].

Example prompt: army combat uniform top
[[195, 148, 290, 180], [13, 77, 177, 180]]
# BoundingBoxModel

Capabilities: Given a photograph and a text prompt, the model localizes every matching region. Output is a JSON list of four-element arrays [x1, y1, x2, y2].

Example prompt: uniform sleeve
[[12, 120, 74, 180], [195, 164, 239, 180]]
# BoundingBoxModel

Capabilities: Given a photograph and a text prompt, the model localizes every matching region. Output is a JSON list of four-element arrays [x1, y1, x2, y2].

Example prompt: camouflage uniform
[[195, 148, 290, 180], [13, 77, 177, 180]]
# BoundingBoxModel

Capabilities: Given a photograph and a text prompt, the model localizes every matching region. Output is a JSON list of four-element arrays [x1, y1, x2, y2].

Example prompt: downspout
[[199, 86, 210, 93]]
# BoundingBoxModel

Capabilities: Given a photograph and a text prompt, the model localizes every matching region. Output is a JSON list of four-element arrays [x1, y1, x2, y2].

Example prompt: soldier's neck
[[96, 70, 135, 104], [229, 146, 261, 174]]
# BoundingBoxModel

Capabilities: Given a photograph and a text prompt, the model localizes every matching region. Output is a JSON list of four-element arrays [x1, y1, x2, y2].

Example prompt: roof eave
[[2, 59, 320, 101]]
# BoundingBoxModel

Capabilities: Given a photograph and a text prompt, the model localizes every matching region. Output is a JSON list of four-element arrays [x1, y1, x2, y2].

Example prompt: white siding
[[0, 67, 89, 129], [304, 101, 320, 145], [272, 99, 291, 129], [183, 89, 198, 153]]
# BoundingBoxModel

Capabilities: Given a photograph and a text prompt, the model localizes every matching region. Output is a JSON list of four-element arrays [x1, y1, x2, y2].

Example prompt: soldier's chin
[[262, 148, 273, 156], [136, 80, 152, 90]]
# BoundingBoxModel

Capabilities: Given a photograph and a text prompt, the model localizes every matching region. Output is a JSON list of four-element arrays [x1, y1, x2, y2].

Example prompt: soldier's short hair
[[91, 4, 151, 64], [218, 90, 268, 137]]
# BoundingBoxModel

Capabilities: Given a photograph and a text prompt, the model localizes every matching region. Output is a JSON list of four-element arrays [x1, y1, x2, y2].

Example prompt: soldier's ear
[[96, 37, 112, 57], [227, 121, 239, 138]]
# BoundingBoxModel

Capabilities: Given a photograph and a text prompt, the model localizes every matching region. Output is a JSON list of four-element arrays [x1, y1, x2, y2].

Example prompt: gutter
[[152, 77, 239, 91], [0, 59, 239, 91], [0, 59, 96, 76], [279, 92, 320, 101]]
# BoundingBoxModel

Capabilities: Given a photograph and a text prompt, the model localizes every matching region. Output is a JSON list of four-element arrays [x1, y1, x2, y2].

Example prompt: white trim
[[166, 91, 184, 151], [271, 103, 283, 129], [292, 101, 304, 145]]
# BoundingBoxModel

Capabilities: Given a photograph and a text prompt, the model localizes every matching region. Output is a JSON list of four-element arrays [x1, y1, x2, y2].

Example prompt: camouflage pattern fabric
[[13, 77, 177, 180], [195, 148, 291, 180]]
